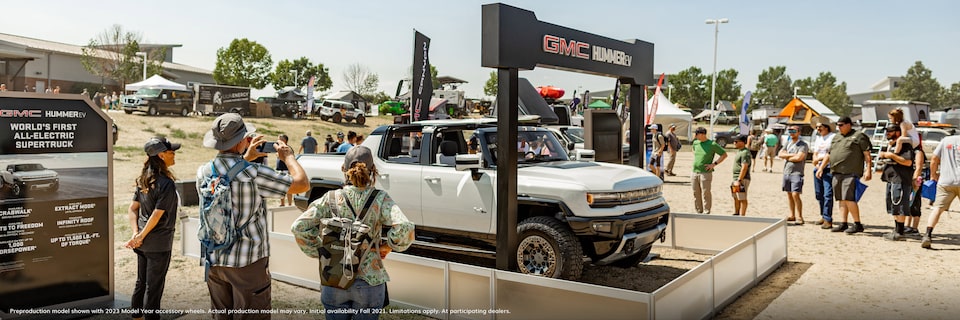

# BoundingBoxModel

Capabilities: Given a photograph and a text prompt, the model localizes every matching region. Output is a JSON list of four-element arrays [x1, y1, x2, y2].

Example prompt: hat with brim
[[144, 137, 181, 156], [342, 145, 375, 172], [203, 113, 256, 151]]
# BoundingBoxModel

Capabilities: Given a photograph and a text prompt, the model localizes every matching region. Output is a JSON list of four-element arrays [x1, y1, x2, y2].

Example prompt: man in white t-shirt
[[812, 122, 837, 228], [922, 134, 960, 248]]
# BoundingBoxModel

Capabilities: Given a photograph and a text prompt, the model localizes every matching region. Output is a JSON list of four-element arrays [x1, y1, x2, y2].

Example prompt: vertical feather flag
[[739, 91, 752, 134], [646, 73, 665, 125]]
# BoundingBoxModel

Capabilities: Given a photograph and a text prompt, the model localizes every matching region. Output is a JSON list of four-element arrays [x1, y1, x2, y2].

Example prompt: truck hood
[[14, 169, 57, 180], [515, 161, 659, 192]]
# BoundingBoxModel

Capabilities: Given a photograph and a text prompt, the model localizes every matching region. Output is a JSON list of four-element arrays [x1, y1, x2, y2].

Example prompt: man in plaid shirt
[[198, 113, 309, 318]]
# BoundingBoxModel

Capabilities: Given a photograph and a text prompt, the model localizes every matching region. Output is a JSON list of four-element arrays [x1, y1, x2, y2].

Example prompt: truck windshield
[[135, 88, 162, 97], [484, 131, 570, 165], [13, 164, 45, 171], [561, 127, 584, 143]]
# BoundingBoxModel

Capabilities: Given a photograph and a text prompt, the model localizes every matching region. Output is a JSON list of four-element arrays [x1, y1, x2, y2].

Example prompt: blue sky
[[3, 0, 958, 101]]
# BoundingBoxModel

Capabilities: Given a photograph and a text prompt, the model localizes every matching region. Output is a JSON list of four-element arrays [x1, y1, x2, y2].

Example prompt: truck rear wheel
[[516, 216, 584, 280], [332, 113, 342, 123], [148, 106, 158, 116], [355, 114, 366, 125], [181, 107, 190, 117]]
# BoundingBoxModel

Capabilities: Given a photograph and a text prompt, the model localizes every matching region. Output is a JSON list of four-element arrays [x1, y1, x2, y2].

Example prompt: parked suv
[[2, 163, 59, 197], [917, 127, 956, 154], [122, 87, 194, 116], [319, 100, 366, 125]]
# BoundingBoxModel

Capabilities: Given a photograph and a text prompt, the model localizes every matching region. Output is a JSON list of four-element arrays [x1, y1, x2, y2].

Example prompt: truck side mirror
[[567, 142, 576, 151], [574, 149, 595, 162], [455, 154, 483, 181]]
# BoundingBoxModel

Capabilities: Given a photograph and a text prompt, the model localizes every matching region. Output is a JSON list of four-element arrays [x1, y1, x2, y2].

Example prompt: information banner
[[0, 93, 112, 315]]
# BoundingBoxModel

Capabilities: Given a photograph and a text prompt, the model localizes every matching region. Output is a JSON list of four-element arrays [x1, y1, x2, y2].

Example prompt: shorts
[[886, 183, 911, 216], [749, 150, 759, 159], [933, 184, 960, 209], [732, 179, 750, 200], [765, 146, 776, 158], [833, 173, 859, 201], [782, 174, 803, 193], [649, 155, 660, 166]]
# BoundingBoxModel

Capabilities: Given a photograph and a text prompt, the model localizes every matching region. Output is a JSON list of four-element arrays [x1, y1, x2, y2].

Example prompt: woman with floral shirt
[[291, 146, 414, 318]]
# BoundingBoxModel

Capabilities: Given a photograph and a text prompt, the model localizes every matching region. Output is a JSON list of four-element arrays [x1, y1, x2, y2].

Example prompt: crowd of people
[[671, 108, 955, 250]]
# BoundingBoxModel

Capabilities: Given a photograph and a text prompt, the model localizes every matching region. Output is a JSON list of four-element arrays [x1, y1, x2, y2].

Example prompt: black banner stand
[[0, 92, 124, 318]]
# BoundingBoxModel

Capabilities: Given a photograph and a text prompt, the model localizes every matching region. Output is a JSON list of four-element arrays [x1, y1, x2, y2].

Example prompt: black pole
[[628, 84, 645, 167], [495, 68, 519, 271]]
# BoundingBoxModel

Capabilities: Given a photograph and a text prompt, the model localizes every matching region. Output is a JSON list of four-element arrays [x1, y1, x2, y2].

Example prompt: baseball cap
[[695, 127, 707, 135], [336, 131, 345, 138], [203, 113, 256, 151], [735, 134, 748, 143], [884, 122, 900, 132], [144, 137, 181, 156], [836, 116, 853, 125], [342, 145, 375, 173], [648, 124, 658, 130], [669, 124, 676, 129]]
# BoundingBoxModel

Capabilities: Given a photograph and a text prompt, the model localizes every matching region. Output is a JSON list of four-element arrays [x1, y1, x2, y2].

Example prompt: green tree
[[941, 82, 960, 109], [431, 65, 440, 89], [269, 57, 332, 92], [668, 66, 708, 110], [706, 68, 742, 107], [341, 63, 378, 96], [81, 25, 164, 89], [754, 66, 793, 109], [362, 91, 392, 105], [483, 71, 498, 97], [892, 61, 943, 108], [213, 38, 272, 89], [791, 72, 852, 116]]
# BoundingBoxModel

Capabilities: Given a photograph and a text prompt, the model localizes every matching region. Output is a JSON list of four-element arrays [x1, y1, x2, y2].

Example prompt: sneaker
[[921, 235, 932, 249], [831, 223, 848, 232], [883, 232, 904, 241], [815, 219, 825, 225], [904, 227, 919, 234], [820, 221, 833, 229], [845, 224, 865, 234]]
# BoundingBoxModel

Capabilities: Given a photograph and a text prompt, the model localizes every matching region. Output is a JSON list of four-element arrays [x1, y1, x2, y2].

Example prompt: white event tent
[[124, 75, 188, 91], [647, 91, 693, 140]]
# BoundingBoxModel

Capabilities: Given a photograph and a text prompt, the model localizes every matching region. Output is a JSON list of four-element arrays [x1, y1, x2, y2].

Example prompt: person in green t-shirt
[[762, 128, 779, 172], [692, 127, 727, 214], [731, 135, 752, 216]]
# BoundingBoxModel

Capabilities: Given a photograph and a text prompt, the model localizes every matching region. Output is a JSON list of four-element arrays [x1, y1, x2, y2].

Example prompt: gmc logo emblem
[[0, 109, 42, 118], [543, 35, 589, 59]]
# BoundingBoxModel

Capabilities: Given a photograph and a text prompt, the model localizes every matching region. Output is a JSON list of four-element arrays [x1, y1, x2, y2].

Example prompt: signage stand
[[0, 92, 117, 318], [481, 3, 655, 270]]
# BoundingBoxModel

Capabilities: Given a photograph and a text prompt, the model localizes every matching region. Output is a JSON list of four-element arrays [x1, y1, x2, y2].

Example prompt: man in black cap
[[324, 134, 337, 153], [197, 113, 309, 315], [731, 134, 752, 216], [878, 122, 914, 240], [828, 116, 873, 234]]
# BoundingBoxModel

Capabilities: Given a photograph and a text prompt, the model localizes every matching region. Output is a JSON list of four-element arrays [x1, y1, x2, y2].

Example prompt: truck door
[[419, 130, 494, 233], [377, 128, 424, 224]]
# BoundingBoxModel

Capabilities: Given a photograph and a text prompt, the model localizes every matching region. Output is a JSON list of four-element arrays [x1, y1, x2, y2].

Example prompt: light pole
[[135, 52, 147, 80], [289, 70, 299, 88], [705, 18, 728, 136], [668, 84, 674, 100]]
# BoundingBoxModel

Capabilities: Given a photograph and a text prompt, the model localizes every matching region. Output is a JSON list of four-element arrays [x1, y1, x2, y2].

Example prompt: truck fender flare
[[517, 196, 574, 219]]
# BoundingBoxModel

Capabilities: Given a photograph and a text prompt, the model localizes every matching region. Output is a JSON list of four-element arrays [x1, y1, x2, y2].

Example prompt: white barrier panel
[[180, 218, 200, 259], [180, 211, 787, 320]]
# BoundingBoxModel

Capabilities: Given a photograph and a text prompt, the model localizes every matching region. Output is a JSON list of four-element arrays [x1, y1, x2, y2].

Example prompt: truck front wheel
[[12, 183, 24, 198], [516, 216, 584, 280], [148, 106, 158, 116]]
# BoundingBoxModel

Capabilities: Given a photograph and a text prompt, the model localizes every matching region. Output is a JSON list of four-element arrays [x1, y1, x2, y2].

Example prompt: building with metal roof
[[0, 32, 212, 94]]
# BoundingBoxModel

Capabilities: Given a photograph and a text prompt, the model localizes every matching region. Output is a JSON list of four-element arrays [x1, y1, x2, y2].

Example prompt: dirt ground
[[104, 113, 960, 319]]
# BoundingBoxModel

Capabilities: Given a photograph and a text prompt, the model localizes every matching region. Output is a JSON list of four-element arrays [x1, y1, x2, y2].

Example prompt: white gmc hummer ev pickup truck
[[294, 118, 669, 280]]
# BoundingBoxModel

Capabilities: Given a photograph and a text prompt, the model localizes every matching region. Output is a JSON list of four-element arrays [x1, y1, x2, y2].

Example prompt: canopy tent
[[647, 91, 694, 140], [124, 74, 187, 91], [588, 100, 611, 109]]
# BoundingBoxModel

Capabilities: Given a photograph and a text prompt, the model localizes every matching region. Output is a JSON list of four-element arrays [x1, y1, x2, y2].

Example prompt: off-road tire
[[181, 107, 190, 117], [517, 216, 584, 280], [610, 245, 652, 268], [147, 106, 158, 116], [12, 183, 24, 198], [320, 115, 329, 121], [332, 113, 342, 123], [124, 110, 133, 114], [355, 114, 366, 125]]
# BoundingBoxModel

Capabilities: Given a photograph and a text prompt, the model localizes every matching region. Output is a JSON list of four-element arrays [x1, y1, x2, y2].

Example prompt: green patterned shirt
[[291, 186, 415, 286]]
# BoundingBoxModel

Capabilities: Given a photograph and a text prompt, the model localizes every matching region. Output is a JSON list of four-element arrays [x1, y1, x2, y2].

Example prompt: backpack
[[318, 189, 381, 289], [197, 160, 250, 280], [749, 134, 763, 151]]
